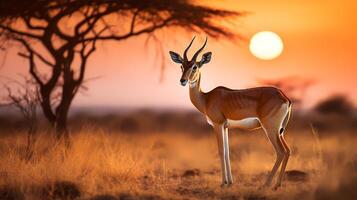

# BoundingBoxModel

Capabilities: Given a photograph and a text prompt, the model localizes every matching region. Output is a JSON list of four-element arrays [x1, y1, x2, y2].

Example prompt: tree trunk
[[55, 113, 68, 138], [55, 96, 72, 140], [40, 88, 56, 126], [39, 81, 74, 141], [54, 75, 76, 141], [54, 104, 71, 148]]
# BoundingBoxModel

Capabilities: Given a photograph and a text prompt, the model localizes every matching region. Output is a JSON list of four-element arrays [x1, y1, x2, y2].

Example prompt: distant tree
[[0, 0, 242, 138], [314, 95, 354, 115]]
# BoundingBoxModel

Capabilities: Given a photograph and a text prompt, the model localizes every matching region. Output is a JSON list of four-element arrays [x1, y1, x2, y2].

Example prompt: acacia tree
[[0, 0, 241, 137]]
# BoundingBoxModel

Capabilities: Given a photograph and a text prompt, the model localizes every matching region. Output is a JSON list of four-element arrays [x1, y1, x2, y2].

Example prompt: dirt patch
[[176, 185, 214, 198], [285, 170, 309, 182], [182, 169, 201, 177], [42, 181, 81, 200]]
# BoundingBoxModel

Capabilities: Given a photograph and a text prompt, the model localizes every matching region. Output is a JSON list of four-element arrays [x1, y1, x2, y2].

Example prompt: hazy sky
[[1, 0, 356, 110]]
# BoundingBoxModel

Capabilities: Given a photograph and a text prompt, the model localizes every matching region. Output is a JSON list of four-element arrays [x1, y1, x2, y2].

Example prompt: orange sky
[[1, 0, 357, 110]]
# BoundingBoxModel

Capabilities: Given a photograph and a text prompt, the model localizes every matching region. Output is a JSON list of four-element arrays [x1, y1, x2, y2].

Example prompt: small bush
[[0, 186, 24, 200], [315, 95, 354, 115]]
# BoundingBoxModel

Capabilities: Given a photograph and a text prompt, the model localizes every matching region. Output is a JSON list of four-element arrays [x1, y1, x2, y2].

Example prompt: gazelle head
[[169, 37, 212, 86]]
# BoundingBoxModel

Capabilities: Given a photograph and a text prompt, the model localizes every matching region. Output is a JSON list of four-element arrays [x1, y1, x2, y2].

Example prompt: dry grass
[[0, 128, 357, 200]]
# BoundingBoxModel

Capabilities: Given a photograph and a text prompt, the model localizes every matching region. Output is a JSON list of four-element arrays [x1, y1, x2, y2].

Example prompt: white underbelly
[[206, 116, 261, 130], [226, 117, 261, 129]]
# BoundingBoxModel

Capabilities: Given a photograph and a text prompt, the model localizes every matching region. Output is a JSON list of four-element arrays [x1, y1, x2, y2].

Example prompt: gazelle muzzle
[[180, 78, 188, 86]]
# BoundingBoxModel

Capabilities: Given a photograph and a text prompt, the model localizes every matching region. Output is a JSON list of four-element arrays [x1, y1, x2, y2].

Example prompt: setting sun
[[249, 31, 284, 60]]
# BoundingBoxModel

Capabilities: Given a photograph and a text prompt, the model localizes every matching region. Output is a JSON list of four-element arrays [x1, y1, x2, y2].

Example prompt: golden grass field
[[1, 128, 357, 200]]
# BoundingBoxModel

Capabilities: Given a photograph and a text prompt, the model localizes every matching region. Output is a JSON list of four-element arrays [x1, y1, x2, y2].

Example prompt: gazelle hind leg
[[261, 124, 285, 187], [275, 135, 290, 188], [223, 126, 233, 185], [214, 124, 228, 186], [275, 105, 292, 188]]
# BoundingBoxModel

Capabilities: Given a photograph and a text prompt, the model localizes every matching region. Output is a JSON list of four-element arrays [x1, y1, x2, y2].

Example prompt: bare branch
[[83, 16, 174, 42], [76, 39, 96, 84], [7, 33, 54, 67], [14, 38, 44, 86], [0, 24, 42, 39], [22, 16, 46, 30], [130, 9, 141, 34]]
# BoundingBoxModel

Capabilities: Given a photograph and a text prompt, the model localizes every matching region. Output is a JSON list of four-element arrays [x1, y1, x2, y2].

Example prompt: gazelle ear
[[199, 52, 212, 67], [169, 51, 183, 64]]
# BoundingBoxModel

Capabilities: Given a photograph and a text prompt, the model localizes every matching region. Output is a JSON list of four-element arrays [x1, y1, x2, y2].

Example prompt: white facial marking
[[189, 81, 198, 88], [188, 66, 199, 87]]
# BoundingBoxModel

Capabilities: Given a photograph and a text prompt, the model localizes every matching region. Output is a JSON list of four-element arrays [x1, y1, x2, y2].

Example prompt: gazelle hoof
[[258, 183, 270, 190], [220, 181, 229, 188]]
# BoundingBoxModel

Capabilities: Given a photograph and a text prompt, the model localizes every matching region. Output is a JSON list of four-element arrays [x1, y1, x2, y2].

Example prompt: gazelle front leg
[[214, 124, 228, 186], [223, 126, 233, 185]]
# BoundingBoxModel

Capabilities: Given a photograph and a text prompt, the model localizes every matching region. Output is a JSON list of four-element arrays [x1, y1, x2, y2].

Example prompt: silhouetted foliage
[[0, 0, 242, 137], [314, 95, 354, 115], [1, 76, 41, 160]]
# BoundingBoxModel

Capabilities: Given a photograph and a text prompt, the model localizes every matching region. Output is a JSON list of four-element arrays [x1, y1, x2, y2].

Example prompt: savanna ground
[[1, 126, 357, 200]]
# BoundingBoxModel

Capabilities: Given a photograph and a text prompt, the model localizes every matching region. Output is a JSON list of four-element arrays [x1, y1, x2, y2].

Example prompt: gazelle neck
[[189, 73, 206, 114]]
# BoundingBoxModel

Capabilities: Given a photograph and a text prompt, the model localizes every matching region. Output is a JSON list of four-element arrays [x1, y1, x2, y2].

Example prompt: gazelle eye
[[192, 65, 198, 71]]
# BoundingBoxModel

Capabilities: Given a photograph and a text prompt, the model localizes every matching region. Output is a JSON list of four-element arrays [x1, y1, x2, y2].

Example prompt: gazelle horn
[[183, 36, 196, 62], [191, 37, 207, 62]]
